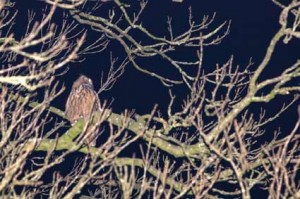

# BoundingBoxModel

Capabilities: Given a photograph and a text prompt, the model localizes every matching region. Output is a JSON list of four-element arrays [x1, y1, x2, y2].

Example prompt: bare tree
[[0, 0, 300, 198]]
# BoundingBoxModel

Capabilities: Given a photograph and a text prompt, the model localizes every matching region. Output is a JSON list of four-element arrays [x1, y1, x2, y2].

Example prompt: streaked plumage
[[65, 75, 100, 146]]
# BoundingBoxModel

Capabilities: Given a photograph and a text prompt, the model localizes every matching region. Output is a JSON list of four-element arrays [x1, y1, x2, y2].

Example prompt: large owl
[[65, 75, 100, 146]]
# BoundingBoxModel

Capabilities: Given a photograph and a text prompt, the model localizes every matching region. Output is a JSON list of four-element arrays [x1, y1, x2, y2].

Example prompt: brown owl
[[65, 75, 100, 146]]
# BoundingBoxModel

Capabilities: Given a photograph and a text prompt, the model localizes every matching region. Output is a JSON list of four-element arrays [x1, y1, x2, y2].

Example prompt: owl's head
[[72, 75, 94, 89]]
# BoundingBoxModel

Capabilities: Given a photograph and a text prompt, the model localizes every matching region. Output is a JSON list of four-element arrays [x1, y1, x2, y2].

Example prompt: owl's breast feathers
[[65, 84, 100, 124]]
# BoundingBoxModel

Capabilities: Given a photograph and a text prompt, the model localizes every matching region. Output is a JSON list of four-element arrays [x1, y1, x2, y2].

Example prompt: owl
[[65, 75, 101, 146]]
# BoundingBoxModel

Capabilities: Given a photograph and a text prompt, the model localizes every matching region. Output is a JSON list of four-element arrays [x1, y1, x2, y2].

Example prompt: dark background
[[11, 0, 300, 197], [15, 0, 297, 113], [13, 0, 300, 151]]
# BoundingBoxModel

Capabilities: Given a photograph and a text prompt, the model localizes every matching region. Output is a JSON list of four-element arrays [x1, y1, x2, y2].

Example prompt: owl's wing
[[65, 89, 81, 124], [80, 89, 101, 147], [92, 89, 101, 112]]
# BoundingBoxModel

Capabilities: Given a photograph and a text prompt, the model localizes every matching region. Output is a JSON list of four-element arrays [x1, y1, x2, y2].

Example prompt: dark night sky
[[14, 1, 299, 130], [10, 1, 300, 197]]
